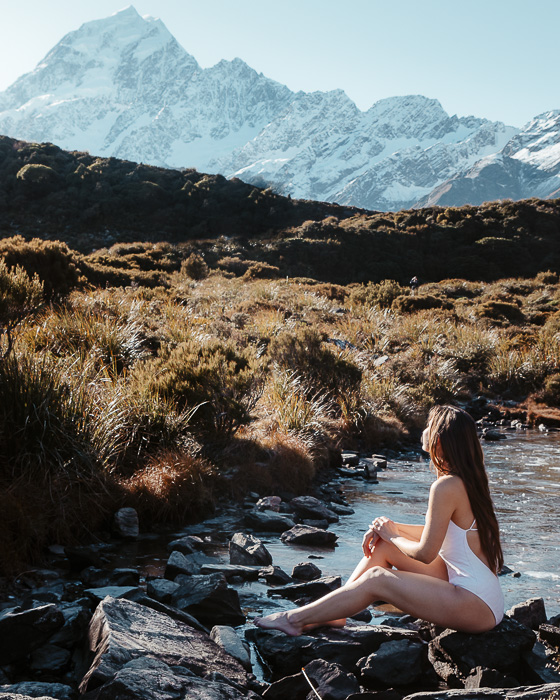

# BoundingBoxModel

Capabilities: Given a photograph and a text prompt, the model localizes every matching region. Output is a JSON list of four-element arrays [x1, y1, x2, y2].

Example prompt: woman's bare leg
[[255, 566, 496, 636], [301, 539, 448, 631]]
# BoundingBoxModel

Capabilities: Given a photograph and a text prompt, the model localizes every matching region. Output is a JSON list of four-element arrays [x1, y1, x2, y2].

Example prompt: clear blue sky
[[1, 0, 558, 128]]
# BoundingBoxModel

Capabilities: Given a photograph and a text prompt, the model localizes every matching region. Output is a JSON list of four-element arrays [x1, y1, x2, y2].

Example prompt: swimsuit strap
[[466, 519, 477, 531]]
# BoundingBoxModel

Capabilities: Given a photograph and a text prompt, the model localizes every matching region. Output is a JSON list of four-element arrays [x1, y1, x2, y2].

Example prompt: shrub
[[16, 163, 60, 196], [392, 294, 452, 313], [476, 300, 525, 324], [349, 280, 406, 309], [0, 258, 43, 332], [539, 372, 560, 405], [135, 338, 261, 441], [535, 270, 559, 284], [242, 262, 281, 281], [181, 253, 209, 280], [0, 236, 83, 298]]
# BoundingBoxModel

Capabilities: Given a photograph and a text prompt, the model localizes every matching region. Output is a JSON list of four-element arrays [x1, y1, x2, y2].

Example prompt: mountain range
[[0, 6, 558, 211]]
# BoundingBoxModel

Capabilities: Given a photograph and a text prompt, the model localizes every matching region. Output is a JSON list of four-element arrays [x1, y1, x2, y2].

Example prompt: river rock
[[0, 604, 64, 664], [328, 502, 355, 515], [539, 623, 560, 648], [302, 518, 329, 529], [0, 683, 74, 700], [401, 684, 560, 699], [428, 618, 536, 684], [358, 639, 428, 686], [112, 507, 139, 539], [267, 575, 341, 601], [210, 626, 252, 671], [521, 640, 560, 684], [290, 496, 339, 523], [134, 595, 209, 634], [81, 655, 256, 700], [85, 585, 141, 602], [256, 496, 282, 512], [261, 670, 308, 699], [244, 510, 296, 533], [166, 535, 205, 554], [292, 561, 322, 580], [229, 533, 272, 566], [147, 578, 181, 604], [281, 525, 338, 546], [507, 598, 547, 630], [48, 600, 91, 648], [302, 658, 361, 699], [164, 550, 202, 578], [79, 596, 250, 695], [341, 452, 360, 466], [29, 643, 71, 672], [464, 666, 520, 688], [171, 573, 246, 627], [201, 564, 260, 581], [482, 429, 506, 441], [258, 565, 293, 585]]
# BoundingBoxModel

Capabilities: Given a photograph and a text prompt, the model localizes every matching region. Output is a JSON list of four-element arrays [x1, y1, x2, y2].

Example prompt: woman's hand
[[362, 528, 379, 558], [370, 516, 399, 542]]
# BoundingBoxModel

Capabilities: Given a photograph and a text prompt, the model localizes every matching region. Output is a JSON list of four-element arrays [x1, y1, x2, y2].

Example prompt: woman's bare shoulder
[[430, 474, 464, 496]]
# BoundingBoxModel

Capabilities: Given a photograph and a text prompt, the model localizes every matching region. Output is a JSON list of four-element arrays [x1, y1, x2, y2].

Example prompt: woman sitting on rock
[[255, 405, 504, 636]]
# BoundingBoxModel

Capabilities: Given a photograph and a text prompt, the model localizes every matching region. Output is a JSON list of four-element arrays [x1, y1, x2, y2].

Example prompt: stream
[[110, 429, 560, 620]]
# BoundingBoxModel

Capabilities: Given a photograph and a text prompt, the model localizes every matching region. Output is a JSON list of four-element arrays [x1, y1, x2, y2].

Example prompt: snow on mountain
[[416, 111, 560, 207], [0, 7, 557, 211], [0, 6, 293, 171]]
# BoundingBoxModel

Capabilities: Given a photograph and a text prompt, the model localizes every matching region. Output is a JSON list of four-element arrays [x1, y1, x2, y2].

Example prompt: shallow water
[[261, 429, 560, 618]]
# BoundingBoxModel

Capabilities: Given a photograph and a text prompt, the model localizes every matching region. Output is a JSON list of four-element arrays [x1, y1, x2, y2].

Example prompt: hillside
[[1, 135, 560, 284]]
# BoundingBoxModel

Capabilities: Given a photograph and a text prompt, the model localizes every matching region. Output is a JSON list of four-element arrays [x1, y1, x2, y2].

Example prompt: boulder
[[85, 585, 141, 602], [267, 575, 341, 601], [0, 604, 64, 664], [281, 525, 338, 546], [29, 644, 71, 672], [112, 507, 139, 539], [358, 639, 428, 686], [258, 565, 293, 586], [133, 595, 209, 634], [261, 670, 308, 699], [302, 519, 329, 530], [539, 623, 560, 648], [0, 684, 74, 700], [229, 533, 272, 566], [292, 562, 322, 581], [256, 496, 282, 512], [521, 640, 560, 684], [464, 666, 523, 689], [328, 502, 355, 515], [171, 573, 246, 627], [166, 535, 205, 554], [79, 596, 250, 695], [302, 658, 361, 699], [341, 452, 360, 466], [210, 626, 252, 671], [290, 496, 339, 523], [81, 656, 256, 700], [428, 617, 536, 684], [146, 578, 181, 604], [244, 510, 296, 533], [48, 600, 91, 648], [507, 598, 547, 630], [164, 550, 202, 578]]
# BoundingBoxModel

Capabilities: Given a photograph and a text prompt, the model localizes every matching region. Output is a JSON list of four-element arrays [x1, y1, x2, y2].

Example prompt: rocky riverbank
[[1, 467, 560, 700]]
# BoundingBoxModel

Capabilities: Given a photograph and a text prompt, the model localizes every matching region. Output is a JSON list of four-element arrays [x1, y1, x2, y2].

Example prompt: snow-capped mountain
[[0, 6, 293, 171], [0, 6, 557, 211]]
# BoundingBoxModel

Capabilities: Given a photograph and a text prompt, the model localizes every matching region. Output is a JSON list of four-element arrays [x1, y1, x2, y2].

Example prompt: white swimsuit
[[439, 519, 504, 626]]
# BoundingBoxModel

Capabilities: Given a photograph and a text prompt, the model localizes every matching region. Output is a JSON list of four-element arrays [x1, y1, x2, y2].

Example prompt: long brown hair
[[427, 405, 504, 574]]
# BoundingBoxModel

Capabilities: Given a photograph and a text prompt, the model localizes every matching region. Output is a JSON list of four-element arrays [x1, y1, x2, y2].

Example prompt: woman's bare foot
[[302, 618, 346, 632], [253, 611, 303, 636]]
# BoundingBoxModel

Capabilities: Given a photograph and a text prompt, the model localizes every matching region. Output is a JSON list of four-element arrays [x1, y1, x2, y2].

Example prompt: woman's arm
[[394, 522, 424, 540], [372, 476, 458, 563]]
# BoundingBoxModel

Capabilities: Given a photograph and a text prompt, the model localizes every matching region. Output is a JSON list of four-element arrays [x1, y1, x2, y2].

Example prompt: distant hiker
[[410, 276, 419, 295]]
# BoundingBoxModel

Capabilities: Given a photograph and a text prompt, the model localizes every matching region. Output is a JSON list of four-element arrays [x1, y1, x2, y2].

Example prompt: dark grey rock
[[328, 502, 355, 515], [482, 429, 506, 441], [244, 510, 296, 533], [166, 535, 205, 554], [85, 585, 141, 602], [341, 452, 359, 466], [255, 496, 282, 512], [258, 565, 293, 585], [171, 573, 246, 627], [261, 670, 308, 699], [0, 604, 64, 664], [210, 626, 252, 671], [201, 564, 260, 581], [301, 518, 329, 529], [79, 596, 249, 695], [428, 617, 536, 684], [0, 682, 74, 700], [281, 525, 338, 546], [29, 644, 71, 672], [464, 666, 522, 689], [521, 640, 560, 684], [147, 578, 181, 603], [303, 658, 361, 699], [507, 598, 547, 630], [539, 623, 560, 648], [106, 568, 140, 587], [49, 601, 92, 648], [229, 533, 272, 566], [359, 639, 428, 686], [133, 595, 209, 634], [165, 550, 202, 578], [290, 496, 339, 523], [267, 575, 341, 601], [401, 684, 560, 699], [292, 562, 322, 581], [112, 507, 139, 539]]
